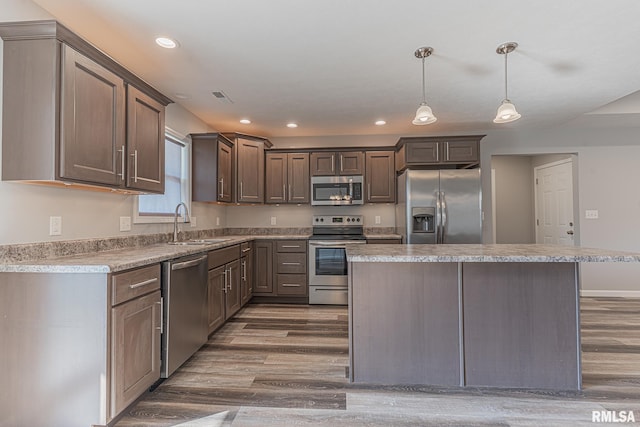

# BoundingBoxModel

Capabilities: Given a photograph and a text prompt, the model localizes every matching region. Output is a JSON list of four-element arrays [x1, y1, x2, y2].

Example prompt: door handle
[[441, 191, 447, 244], [171, 255, 207, 270]]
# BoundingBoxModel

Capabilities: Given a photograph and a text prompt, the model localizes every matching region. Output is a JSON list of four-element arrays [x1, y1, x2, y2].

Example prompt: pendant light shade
[[493, 42, 521, 124], [412, 47, 437, 126]]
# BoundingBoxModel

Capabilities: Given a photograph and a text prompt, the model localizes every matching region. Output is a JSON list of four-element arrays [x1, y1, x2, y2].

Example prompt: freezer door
[[439, 169, 482, 243], [405, 169, 439, 244]]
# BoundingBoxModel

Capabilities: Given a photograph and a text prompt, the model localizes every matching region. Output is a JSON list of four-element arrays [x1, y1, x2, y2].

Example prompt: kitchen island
[[346, 244, 640, 391]]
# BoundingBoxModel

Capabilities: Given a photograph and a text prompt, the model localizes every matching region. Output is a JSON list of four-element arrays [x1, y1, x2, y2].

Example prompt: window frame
[[133, 128, 192, 224]]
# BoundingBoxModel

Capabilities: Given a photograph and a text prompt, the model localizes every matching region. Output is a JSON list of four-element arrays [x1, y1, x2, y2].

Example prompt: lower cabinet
[[207, 245, 241, 334], [110, 264, 162, 419], [254, 239, 308, 301]]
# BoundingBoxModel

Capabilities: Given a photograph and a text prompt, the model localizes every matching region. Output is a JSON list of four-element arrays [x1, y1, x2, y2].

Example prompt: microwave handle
[[349, 178, 353, 200]]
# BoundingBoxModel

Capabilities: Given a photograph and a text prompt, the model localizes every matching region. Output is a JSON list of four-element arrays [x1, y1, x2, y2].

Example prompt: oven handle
[[309, 240, 367, 246]]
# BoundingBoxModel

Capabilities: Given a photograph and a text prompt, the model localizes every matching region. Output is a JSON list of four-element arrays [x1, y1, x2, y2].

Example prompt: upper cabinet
[[0, 21, 172, 193], [310, 151, 365, 176], [265, 152, 310, 204], [395, 135, 484, 172], [365, 151, 395, 203], [191, 133, 234, 203], [223, 133, 272, 204]]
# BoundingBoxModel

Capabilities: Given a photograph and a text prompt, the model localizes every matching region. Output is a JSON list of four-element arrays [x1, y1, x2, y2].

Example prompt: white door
[[535, 160, 575, 245]]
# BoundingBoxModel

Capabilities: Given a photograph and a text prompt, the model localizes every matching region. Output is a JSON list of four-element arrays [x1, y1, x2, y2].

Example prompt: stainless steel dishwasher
[[161, 253, 208, 378]]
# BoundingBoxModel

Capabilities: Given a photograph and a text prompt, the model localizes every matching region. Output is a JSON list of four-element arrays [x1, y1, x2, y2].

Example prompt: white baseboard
[[581, 290, 640, 298]]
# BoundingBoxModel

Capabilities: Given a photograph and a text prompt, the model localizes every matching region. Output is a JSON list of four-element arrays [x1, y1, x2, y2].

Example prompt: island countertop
[[346, 243, 640, 263]]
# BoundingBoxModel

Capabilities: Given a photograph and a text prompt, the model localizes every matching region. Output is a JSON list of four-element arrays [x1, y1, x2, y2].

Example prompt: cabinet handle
[[241, 260, 247, 281], [222, 269, 228, 293], [157, 298, 163, 332], [227, 267, 232, 290], [240, 182, 243, 199], [283, 184, 286, 201], [219, 178, 224, 199], [368, 183, 371, 200], [281, 245, 300, 248], [282, 262, 301, 266], [340, 155, 343, 172], [130, 150, 138, 183], [435, 143, 440, 162], [118, 145, 125, 181], [129, 277, 158, 289], [281, 283, 301, 287], [242, 247, 251, 253], [288, 184, 292, 201], [331, 154, 335, 172]]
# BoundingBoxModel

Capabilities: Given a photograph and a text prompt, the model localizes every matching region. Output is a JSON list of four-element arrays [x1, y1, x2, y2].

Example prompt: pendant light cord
[[504, 51, 509, 101], [421, 56, 426, 103]]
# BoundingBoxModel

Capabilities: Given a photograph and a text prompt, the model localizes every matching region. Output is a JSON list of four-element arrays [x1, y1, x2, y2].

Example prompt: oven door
[[308, 240, 366, 287]]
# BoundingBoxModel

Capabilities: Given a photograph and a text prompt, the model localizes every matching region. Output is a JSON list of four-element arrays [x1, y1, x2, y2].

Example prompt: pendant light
[[412, 47, 437, 125], [493, 42, 521, 123]]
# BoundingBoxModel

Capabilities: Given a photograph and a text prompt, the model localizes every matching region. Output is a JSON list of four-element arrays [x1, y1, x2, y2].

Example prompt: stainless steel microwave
[[311, 176, 363, 206]]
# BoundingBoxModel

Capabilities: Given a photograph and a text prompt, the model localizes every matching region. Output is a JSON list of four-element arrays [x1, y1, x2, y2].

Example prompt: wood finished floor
[[115, 298, 640, 426]]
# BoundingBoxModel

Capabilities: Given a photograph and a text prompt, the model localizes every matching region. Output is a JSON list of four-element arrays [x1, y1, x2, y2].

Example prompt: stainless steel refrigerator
[[396, 169, 482, 244]]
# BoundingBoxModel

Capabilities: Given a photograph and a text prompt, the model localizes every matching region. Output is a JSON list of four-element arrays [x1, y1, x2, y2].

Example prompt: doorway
[[534, 160, 575, 245]]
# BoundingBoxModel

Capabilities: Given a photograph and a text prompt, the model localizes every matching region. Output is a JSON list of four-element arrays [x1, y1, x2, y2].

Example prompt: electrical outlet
[[49, 216, 62, 236], [216, 217, 220, 226], [270, 216, 277, 226], [119, 216, 131, 232], [585, 210, 599, 219], [375, 215, 381, 225], [190, 216, 197, 227]]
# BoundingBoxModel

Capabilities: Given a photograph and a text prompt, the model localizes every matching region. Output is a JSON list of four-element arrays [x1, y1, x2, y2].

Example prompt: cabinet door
[[366, 151, 395, 203], [265, 152, 287, 203], [288, 153, 310, 203], [126, 85, 165, 193], [60, 44, 125, 186], [237, 138, 264, 203], [254, 241, 274, 294], [225, 259, 242, 319], [310, 152, 336, 176], [406, 142, 440, 164], [338, 151, 365, 175], [208, 265, 225, 333], [217, 140, 233, 202], [111, 290, 161, 417], [442, 140, 479, 164]]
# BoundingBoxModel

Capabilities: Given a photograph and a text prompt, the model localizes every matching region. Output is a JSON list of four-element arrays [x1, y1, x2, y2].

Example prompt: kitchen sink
[[167, 241, 209, 246], [189, 238, 231, 244]]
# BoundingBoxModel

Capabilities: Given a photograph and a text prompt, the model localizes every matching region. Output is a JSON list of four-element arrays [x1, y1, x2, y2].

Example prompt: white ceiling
[[29, 0, 640, 138]]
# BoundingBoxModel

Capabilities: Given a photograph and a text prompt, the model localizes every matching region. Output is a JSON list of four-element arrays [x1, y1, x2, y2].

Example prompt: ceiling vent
[[211, 90, 234, 104]]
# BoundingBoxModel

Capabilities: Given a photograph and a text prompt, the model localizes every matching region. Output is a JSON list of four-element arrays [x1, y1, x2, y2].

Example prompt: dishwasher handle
[[171, 255, 207, 271]]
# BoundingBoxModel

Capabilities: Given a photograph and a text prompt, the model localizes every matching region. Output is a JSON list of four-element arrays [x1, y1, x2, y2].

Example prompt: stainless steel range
[[308, 215, 366, 305]]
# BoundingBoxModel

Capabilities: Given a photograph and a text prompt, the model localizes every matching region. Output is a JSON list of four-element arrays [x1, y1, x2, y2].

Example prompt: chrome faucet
[[172, 202, 190, 243]]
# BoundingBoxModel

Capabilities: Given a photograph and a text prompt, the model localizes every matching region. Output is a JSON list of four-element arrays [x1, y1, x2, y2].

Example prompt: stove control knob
[[347, 218, 351, 222], [357, 218, 361, 222], [320, 218, 324, 222]]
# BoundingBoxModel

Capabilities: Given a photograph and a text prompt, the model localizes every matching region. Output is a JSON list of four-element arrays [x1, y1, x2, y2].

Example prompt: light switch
[[270, 216, 277, 225], [119, 216, 131, 232], [49, 216, 62, 236], [190, 216, 197, 227], [585, 210, 599, 219], [216, 217, 220, 226], [375, 215, 381, 225]]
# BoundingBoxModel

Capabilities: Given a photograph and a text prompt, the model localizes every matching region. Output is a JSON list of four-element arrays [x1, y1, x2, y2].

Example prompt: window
[[134, 130, 191, 223]]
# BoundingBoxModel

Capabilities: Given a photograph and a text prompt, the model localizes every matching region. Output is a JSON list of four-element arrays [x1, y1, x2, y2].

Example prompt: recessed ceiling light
[[286, 123, 298, 128], [239, 119, 251, 124], [155, 37, 178, 49], [375, 120, 387, 126]]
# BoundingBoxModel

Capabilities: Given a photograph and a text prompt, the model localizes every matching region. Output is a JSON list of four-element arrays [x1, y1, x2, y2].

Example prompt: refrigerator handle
[[436, 191, 442, 244], [441, 191, 447, 244]]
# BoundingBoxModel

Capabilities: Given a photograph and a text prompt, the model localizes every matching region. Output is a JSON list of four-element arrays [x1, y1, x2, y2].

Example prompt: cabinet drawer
[[276, 240, 306, 253], [276, 253, 307, 274], [276, 274, 308, 295], [208, 244, 240, 269], [240, 242, 253, 255], [112, 264, 161, 306]]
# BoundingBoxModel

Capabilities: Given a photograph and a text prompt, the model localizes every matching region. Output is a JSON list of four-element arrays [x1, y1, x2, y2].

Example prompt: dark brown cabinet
[[265, 152, 310, 204], [207, 265, 226, 333], [310, 151, 364, 176], [274, 240, 308, 297], [126, 85, 165, 193], [365, 151, 395, 203], [396, 136, 483, 171], [240, 242, 254, 306], [0, 21, 171, 192], [224, 259, 241, 319], [207, 245, 241, 333], [191, 133, 234, 202], [223, 133, 272, 204], [254, 240, 274, 295]]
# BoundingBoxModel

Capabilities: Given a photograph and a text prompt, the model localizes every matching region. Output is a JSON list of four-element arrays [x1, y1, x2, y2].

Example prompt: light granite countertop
[[346, 244, 640, 263], [0, 235, 310, 274]]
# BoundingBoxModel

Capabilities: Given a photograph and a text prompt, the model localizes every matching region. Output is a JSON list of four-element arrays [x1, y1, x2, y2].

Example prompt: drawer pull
[[281, 283, 301, 287], [129, 277, 158, 289], [281, 245, 300, 248], [242, 247, 252, 253], [281, 262, 301, 266]]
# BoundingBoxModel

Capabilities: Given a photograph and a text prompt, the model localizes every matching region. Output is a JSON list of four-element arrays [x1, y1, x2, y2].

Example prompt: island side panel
[[462, 262, 580, 390], [0, 272, 109, 427], [349, 262, 460, 385]]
